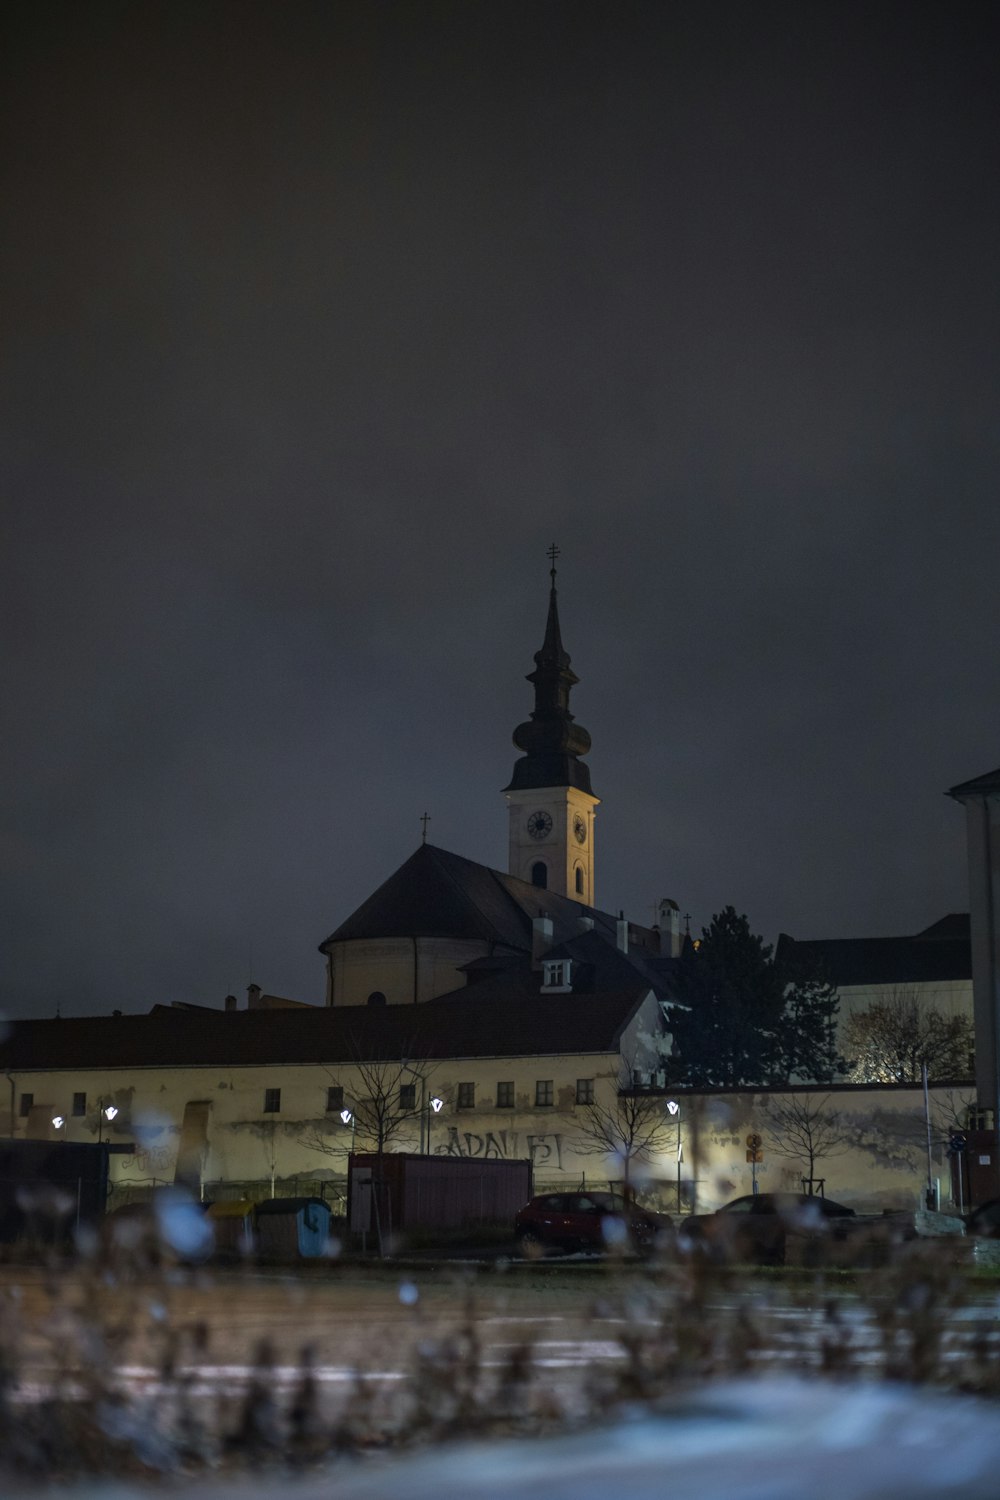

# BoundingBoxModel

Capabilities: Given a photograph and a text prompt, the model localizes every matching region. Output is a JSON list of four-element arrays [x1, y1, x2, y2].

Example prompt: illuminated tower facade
[[504, 550, 599, 903]]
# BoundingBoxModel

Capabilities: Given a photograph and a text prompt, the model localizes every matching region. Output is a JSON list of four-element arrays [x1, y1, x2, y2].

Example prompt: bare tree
[[572, 1064, 675, 1192], [302, 1051, 437, 1163], [762, 1093, 851, 1194], [843, 988, 974, 1084], [928, 1088, 977, 1148]]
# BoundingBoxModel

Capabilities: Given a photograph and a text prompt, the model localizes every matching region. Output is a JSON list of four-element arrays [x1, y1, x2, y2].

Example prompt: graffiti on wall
[[433, 1128, 564, 1168], [526, 1133, 564, 1170], [435, 1128, 519, 1160], [121, 1143, 176, 1176]]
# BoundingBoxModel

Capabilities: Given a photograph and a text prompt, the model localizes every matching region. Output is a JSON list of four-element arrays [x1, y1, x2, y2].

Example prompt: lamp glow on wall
[[51, 1115, 65, 1129], [100, 1101, 118, 1146], [430, 1097, 444, 1113]]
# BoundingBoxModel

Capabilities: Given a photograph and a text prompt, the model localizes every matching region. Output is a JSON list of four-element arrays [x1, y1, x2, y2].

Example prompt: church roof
[[948, 766, 1000, 798], [775, 919, 971, 988], [0, 985, 654, 1072], [319, 842, 652, 954]]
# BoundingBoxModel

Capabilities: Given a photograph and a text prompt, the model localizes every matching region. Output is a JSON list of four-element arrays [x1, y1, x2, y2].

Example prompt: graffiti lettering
[[434, 1128, 519, 1159], [121, 1145, 176, 1175], [526, 1133, 563, 1170]]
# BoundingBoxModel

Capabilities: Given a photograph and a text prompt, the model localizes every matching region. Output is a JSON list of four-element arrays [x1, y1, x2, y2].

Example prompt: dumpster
[[206, 1198, 255, 1255], [255, 1196, 331, 1258]]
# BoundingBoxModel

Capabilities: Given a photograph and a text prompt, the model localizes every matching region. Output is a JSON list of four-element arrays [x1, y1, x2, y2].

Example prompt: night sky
[[3, 1, 999, 1019]]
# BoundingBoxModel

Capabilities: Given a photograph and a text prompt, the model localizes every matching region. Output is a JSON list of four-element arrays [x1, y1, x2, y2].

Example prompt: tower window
[[574, 867, 584, 895], [531, 862, 548, 889]]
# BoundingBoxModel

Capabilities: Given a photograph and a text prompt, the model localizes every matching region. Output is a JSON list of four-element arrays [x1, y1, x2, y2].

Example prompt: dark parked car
[[515, 1191, 669, 1256], [681, 1192, 857, 1265], [965, 1198, 1000, 1238]]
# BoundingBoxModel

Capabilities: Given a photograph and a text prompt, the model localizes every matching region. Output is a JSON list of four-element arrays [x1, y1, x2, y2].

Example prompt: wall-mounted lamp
[[52, 1115, 65, 1129]]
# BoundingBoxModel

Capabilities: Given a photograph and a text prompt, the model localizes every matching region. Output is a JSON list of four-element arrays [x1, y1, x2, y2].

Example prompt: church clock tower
[[504, 548, 599, 903]]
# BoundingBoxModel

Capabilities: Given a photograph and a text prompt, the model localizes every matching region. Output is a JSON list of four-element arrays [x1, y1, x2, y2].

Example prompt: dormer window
[[542, 959, 573, 992]]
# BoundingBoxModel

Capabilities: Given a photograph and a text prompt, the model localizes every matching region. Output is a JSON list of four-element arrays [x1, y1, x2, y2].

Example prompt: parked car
[[515, 1191, 669, 1256], [680, 1193, 857, 1265], [965, 1197, 1000, 1238]]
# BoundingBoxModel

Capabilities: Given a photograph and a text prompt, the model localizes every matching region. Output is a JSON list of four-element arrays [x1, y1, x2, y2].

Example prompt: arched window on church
[[574, 866, 584, 895], [531, 862, 547, 889], [367, 990, 387, 1007]]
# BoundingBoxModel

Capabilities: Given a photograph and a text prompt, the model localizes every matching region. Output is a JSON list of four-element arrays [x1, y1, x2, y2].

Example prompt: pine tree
[[665, 907, 844, 1087]]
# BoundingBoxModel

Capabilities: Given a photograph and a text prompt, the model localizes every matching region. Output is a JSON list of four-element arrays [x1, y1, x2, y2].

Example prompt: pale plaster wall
[[6, 993, 960, 1213], [835, 980, 973, 1030], [325, 937, 491, 1006], [671, 1085, 974, 1215], [1, 1050, 630, 1199]]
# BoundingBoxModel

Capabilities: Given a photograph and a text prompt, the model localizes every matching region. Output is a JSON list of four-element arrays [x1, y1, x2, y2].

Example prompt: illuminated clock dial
[[573, 814, 587, 845], [527, 810, 553, 840]]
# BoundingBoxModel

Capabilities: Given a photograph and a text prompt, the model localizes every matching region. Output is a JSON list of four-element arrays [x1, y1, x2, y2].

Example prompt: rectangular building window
[[326, 1085, 344, 1112], [496, 1081, 514, 1108], [576, 1078, 594, 1105], [399, 1083, 417, 1111], [535, 1079, 553, 1107], [263, 1088, 281, 1114], [457, 1082, 475, 1110], [72, 1092, 87, 1117], [19, 1093, 33, 1118]]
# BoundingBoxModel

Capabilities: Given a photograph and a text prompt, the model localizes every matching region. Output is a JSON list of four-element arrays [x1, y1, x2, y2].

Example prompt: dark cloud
[[2, 1, 999, 1015]]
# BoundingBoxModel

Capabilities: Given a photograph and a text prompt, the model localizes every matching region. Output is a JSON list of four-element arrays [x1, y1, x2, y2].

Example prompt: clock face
[[573, 814, 587, 845], [527, 810, 553, 840]]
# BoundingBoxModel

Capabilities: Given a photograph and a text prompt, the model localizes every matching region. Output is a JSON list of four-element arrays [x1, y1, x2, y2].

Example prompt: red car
[[515, 1191, 668, 1256]]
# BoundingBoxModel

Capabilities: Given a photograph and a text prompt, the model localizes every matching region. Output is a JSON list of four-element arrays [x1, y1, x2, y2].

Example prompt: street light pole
[[667, 1100, 682, 1213]]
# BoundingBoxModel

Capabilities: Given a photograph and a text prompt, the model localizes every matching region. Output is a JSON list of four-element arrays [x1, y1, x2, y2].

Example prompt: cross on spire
[[546, 542, 560, 582], [420, 811, 431, 844]]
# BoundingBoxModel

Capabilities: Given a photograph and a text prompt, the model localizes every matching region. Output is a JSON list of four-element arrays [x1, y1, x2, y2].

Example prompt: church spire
[[504, 547, 594, 795]]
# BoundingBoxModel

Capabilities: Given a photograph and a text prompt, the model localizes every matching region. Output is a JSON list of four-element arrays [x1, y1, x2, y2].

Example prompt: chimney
[[657, 898, 682, 957], [617, 910, 629, 954], [577, 915, 595, 933], [532, 912, 554, 965], [247, 983, 262, 1009], [225, 994, 238, 1012]]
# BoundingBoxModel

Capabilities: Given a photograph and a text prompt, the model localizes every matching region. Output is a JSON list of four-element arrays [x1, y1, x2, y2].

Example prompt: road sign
[[746, 1133, 762, 1150], [746, 1149, 764, 1164]]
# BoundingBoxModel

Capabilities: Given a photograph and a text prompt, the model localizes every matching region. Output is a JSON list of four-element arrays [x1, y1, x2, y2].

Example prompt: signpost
[[746, 1133, 764, 1196], [948, 1131, 968, 1214]]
